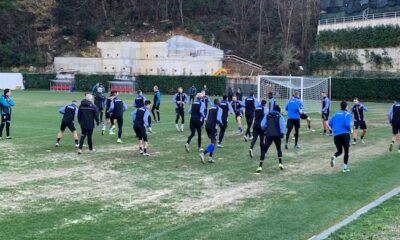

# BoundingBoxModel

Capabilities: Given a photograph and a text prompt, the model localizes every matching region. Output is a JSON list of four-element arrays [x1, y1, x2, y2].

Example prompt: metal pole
[[329, 76, 332, 109], [257, 75, 261, 100], [289, 74, 292, 100], [300, 77, 304, 103]]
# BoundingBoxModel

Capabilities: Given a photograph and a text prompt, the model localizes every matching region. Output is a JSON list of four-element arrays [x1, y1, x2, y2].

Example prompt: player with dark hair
[[200, 90, 211, 121], [285, 92, 304, 149], [217, 94, 234, 148], [185, 93, 205, 153], [131, 100, 152, 156], [199, 98, 223, 164], [151, 86, 161, 123], [189, 85, 197, 103], [77, 94, 99, 154], [249, 99, 268, 158], [321, 91, 331, 135], [230, 95, 244, 134], [55, 100, 79, 147], [243, 90, 259, 141], [173, 87, 189, 132], [387, 99, 400, 153], [108, 92, 128, 143], [351, 98, 368, 145], [94, 87, 106, 135], [105, 91, 116, 135], [256, 105, 286, 173], [328, 101, 352, 172], [133, 90, 146, 108], [0, 89, 14, 139], [268, 92, 276, 112]]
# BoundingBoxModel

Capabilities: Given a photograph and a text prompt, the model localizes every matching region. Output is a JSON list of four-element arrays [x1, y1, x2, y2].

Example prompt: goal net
[[257, 75, 331, 113]]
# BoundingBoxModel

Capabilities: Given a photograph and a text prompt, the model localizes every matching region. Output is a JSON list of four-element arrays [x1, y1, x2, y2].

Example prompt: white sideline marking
[[309, 187, 400, 240]]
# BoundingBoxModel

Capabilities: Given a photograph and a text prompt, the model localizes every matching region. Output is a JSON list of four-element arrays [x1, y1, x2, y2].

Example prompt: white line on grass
[[309, 187, 400, 240]]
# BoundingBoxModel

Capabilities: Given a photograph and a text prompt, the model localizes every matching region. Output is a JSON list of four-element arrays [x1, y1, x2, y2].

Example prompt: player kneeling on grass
[[328, 101, 352, 173], [77, 94, 99, 154], [0, 89, 15, 139], [249, 99, 268, 158], [387, 99, 400, 153], [351, 98, 368, 145], [108, 92, 128, 143], [173, 87, 189, 132], [199, 98, 223, 164], [185, 93, 205, 153], [56, 100, 79, 147], [131, 100, 152, 156], [256, 105, 285, 173]]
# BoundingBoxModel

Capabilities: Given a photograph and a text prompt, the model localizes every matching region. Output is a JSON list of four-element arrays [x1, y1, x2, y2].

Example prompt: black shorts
[[235, 111, 243, 118], [287, 119, 301, 129], [392, 123, 400, 135], [354, 120, 367, 130], [105, 112, 110, 119], [321, 112, 329, 121], [176, 108, 184, 115], [134, 125, 148, 142], [206, 127, 217, 141], [300, 113, 309, 120], [1, 114, 11, 123], [60, 121, 76, 132]]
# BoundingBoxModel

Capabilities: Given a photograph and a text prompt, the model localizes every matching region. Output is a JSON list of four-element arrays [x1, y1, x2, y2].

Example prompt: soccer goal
[[257, 75, 331, 113]]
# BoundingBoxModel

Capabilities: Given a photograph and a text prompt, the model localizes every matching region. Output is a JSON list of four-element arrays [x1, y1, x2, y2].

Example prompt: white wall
[[318, 17, 400, 32]]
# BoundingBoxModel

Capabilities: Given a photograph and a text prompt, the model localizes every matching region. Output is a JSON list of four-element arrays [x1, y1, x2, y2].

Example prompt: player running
[[0, 89, 15, 139], [268, 92, 276, 112], [94, 87, 107, 135], [55, 100, 79, 147], [249, 99, 268, 158], [328, 101, 352, 172], [108, 92, 128, 143], [133, 90, 146, 108], [173, 87, 189, 132], [185, 93, 205, 153], [244, 90, 259, 142], [230, 95, 244, 134], [285, 92, 304, 149], [77, 94, 99, 154], [350, 98, 368, 145], [387, 99, 400, 153], [321, 91, 331, 136], [256, 105, 286, 173], [200, 90, 211, 120], [105, 92, 116, 135], [151, 86, 161, 123], [131, 100, 152, 156], [189, 85, 197, 103], [199, 99, 223, 164], [217, 95, 234, 148]]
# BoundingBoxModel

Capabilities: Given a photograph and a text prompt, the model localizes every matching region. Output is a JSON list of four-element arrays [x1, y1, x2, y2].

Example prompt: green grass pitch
[[0, 91, 399, 239]]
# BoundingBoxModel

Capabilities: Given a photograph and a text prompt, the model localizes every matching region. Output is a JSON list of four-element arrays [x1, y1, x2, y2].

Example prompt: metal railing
[[224, 54, 264, 71], [319, 11, 400, 25]]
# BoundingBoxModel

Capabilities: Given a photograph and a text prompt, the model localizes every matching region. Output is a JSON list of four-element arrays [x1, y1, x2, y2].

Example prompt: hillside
[[0, 0, 320, 75]]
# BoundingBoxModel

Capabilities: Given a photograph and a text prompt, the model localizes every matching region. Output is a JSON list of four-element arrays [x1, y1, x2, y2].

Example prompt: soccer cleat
[[143, 153, 150, 156], [199, 148, 204, 153], [180, 126, 184, 132], [217, 144, 224, 148], [208, 157, 214, 163], [55, 142, 59, 147], [294, 145, 301, 149], [117, 138, 123, 144], [6, 136, 12, 139], [75, 144, 79, 148], [361, 139, 365, 144], [310, 129, 316, 132], [256, 166, 262, 173], [342, 168, 350, 173], [89, 149, 96, 153], [285, 144, 288, 150], [199, 152, 205, 164], [185, 143, 190, 153], [249, 149, 254, 158], [139, 149, 144, 154], [389, 143, 393, 152], [330, 156, 336, 167], [175, 125, 180, 132], [109, 131, 115, 135], [243, 136, 248, 142], [77, 149, 82, 155], [352, 141, 357, 145], [279, 164, 284, 171]]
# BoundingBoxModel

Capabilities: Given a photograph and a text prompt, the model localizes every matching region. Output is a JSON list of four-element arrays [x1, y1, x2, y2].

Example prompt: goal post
[[257, 75, 331, 113]]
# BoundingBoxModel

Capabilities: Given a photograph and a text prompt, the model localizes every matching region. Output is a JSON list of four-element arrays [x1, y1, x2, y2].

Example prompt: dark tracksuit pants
[[0, 114, 11, 137], [111, 116, 123, 138], [245, 113, 254, 137], [187, 119, 202, 148], [79, 128, 94, 150], [218, 121, 228, 144], [260, 136, 282, 162], [176, 108, 185, 124], [250, 126, 264, 150], [151, 104, 160, 122], [334, 133, 350, 164]]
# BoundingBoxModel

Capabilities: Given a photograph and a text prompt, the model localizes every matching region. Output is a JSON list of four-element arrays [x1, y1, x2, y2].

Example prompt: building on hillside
[[54, 36, 224, 76], [313, 0, 400, 74]]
